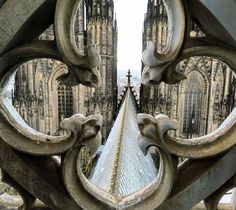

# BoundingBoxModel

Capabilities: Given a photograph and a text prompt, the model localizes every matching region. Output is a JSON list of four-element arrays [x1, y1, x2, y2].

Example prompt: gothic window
[[57, 82, 74, 122], [182, 73, 203, 138]]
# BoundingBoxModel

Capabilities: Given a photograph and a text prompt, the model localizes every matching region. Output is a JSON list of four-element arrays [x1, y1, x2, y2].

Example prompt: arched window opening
[[182, 73, 203, 138], [57, 82, 74, 123]]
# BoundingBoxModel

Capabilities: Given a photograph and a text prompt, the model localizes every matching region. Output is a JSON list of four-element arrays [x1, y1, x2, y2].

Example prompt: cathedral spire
[[126, 69, 132, 86]]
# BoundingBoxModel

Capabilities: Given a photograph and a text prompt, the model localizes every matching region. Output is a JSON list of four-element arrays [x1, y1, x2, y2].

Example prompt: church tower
[[12, 0, 118, 140], [140, 0, 236, 138], [80, 0, 118, 140], [140, 0, 168, 117]]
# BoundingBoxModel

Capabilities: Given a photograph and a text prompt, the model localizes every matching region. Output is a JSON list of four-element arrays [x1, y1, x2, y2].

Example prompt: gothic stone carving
[[0, 0, 236, 209]]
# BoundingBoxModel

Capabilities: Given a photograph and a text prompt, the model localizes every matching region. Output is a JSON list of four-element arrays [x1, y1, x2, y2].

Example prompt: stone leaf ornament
[[137, 112, 236, 210], [55, 0, 101, 87], [137, 109, 236, 159], [0, 0, 101, 155], [61, 113, 175, 210], [60, 114, 102, 159], [141, 0, 186, 85]]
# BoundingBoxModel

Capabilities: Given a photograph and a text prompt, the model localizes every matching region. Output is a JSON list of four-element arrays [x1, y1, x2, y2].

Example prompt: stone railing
[[0, 0, 236, 210]]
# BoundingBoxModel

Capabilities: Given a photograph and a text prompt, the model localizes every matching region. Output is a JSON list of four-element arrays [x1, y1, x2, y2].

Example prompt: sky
[[113, 0, 148, 75]]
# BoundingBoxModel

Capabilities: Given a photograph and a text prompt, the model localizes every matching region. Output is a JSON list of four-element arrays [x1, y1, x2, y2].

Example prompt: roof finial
[[126, 69, 132, 85]]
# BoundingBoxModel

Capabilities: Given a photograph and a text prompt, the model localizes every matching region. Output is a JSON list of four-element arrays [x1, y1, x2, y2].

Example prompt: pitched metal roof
[[90, 87, 157, 196]]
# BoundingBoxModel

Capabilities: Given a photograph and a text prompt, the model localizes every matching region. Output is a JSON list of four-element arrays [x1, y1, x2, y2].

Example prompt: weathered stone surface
[[0, 0, 56, 55], [188, 0, 236, 48], [204, 175, 236, 210], [191, 203, 232, 210], [0, 204, 51, 210], [141, 0, 186, 85], [1, 0, 236, 209], [156, 146, 236, 210], [0, 141, 78, 210], [0, 0, 7, 8]]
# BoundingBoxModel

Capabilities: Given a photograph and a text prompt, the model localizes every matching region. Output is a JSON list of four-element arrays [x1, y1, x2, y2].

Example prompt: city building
[[12, 0, 118, 141], [140, 0, 236, 138]]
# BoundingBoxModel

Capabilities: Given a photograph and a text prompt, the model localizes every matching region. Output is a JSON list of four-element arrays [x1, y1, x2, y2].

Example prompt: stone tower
[[140, 0, 236, 138], [91, 70, 157, 196], [83, 0, 118, 140], [12, 0, 118, 140]]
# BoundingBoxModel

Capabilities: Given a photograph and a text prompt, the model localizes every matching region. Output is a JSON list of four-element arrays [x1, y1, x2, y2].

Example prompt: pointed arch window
[[57, 82, 73, 122], [182, 73, 203, 138]]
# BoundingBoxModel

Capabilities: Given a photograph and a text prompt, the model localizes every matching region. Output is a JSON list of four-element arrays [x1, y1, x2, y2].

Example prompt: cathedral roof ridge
[[117, 70, 139, 112], [90, 87, 157, 196]]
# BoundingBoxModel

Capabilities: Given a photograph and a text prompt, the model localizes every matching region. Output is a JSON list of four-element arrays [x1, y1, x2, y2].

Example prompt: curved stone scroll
[[0, 41, 98, 155], [163, 107, 236, 158], [140, 43, 236, 159], [0, 0, 101, 88], [138, 107, 236, 159], [138, 113, 178, 154], [172, 43, 236, 72], [62, 114, 175, 210], [162, 44, 236, 158], [55, 0, 101, 87], [62, 114, 108, 210], [142, 0, 186, 85], [60, 114, 103, 159]]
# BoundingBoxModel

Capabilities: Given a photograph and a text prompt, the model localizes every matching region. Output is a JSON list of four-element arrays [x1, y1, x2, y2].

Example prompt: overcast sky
[[113, 0, 148, 75]]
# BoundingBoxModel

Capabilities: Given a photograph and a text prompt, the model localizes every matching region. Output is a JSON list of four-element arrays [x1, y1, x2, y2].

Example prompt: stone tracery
[[0, 0, 236, 209]]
